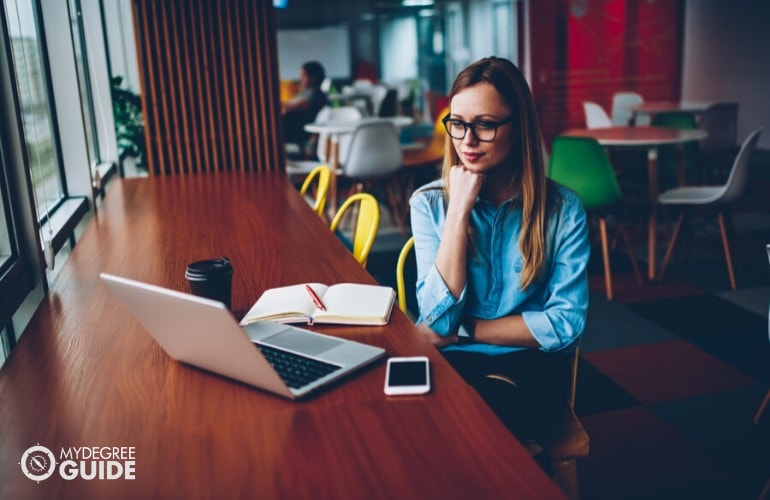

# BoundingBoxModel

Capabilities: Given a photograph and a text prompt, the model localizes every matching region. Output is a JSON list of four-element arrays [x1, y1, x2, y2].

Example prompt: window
[[68, 0, 101, 168], [4, 0, 67, 222], [493, 0, 515, 62], [381, 16, 418, 83], [0, 0, 94, 360], [0, 106, 34, 341]]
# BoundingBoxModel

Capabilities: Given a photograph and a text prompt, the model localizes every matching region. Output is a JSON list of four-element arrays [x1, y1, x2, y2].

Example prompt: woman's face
[[448, 82, 515, 174]]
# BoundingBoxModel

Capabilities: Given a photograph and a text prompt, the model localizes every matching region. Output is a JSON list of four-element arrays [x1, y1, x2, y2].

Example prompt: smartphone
[[384, 356, 431, 396]]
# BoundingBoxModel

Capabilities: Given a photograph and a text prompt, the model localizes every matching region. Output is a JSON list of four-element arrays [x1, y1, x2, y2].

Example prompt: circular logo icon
[[20, 445, 56, 482]]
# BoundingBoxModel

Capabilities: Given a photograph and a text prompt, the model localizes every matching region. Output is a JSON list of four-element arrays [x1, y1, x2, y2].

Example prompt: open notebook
[[240, 283, 396, 326]]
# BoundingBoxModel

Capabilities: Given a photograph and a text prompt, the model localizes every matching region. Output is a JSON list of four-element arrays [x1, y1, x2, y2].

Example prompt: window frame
[[0, 6, 37, 336]]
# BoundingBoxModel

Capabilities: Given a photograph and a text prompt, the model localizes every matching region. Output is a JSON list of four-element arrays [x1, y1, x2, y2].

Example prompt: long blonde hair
[[441, 57, 549, 289]]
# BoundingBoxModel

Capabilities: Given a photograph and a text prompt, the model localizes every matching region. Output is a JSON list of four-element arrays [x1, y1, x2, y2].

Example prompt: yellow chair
[[396, 236, 415, 314], [396, 230, 590, 499], [486, 349, 589, 500], [396, 232, 588, 498], [280, 79, 299, 103], [330, 193, 380, 266], [298, 164, 331, 218]]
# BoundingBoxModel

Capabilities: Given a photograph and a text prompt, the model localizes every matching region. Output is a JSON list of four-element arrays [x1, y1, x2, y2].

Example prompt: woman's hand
[[416, 323, 458, 348], [447, 165, 484, 215]]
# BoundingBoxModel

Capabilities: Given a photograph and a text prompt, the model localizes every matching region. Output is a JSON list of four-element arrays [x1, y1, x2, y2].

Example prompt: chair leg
[[617, 223, 643, 285], [657, 210, 686, 283], [551, 458, 580, 500], [598, 217, 613, 300], [759, 476, 770, 500], [753, 390, 770, 424], [717, 210, 737, 290], [384, 177, 408, 236]]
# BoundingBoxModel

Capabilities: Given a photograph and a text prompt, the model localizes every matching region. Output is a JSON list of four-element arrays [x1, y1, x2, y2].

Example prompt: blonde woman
[[410, 57, 590, 456]]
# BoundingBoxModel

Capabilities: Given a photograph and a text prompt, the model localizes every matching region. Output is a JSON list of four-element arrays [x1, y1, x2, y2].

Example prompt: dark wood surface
[[0, 172, 563, 499]]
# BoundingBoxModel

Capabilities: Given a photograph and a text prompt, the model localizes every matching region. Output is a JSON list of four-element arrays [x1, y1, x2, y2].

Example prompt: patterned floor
[[366, 152, 770, 500]]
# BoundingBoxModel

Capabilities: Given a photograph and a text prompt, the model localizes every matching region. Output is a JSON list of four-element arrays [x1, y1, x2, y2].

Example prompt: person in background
[[409, 56, 590, 468], [282, 61, 328, 157]]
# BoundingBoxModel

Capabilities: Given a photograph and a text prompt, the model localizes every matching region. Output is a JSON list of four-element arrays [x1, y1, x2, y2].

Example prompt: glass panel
[[0, 195, 11, 273], [493, 1, 514, 62], [68, 0, 100, 166], [381, 16, 418, 83], [4, 0, 65, 218], [0, 327, 7, 368]]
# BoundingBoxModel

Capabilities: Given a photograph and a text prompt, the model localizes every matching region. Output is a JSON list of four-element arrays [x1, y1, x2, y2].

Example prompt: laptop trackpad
[[262, 329, 343, 356]]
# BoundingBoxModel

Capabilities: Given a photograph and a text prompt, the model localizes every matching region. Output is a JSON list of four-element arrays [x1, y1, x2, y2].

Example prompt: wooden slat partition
[[132, 0, 284, 174]]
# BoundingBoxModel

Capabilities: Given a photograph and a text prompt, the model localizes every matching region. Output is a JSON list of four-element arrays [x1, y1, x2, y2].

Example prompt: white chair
[[583, 101, 612, 129], [697, 102, 739, 181], [285, 106, 363, 177], [656, 126, 764, 289], [611, 91, 647, 126], [339, 119, 406, 232], [314, 106, 364, 165]]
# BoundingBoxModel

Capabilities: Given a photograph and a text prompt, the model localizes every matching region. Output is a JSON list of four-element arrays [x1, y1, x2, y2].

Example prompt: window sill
[[95, 161, 117, 197], [39, 197, 90, 254]]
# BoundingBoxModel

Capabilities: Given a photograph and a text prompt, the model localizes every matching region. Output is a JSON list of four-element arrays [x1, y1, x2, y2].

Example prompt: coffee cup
[[185, 257, 233, 309]]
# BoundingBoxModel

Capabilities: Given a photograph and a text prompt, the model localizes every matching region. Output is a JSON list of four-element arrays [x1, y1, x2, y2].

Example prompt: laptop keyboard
[[257, 344, 342, 389]]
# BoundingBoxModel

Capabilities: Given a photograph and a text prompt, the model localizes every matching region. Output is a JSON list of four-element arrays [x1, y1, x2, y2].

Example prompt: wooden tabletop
[[562, 126, 707, 146], [631, 101, 712, 115], [0, 171, 562, 499]]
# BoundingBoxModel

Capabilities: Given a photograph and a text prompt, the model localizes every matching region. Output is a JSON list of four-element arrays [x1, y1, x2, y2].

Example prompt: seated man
[[282, 61, 328, 158]]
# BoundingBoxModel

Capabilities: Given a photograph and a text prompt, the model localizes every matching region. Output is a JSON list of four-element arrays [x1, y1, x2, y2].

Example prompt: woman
[[282, 61, 328, 154], [409, 57, 590, 450]]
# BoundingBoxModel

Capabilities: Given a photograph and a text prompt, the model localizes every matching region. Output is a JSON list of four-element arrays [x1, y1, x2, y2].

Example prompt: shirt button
[[427, 316, 433, 322]]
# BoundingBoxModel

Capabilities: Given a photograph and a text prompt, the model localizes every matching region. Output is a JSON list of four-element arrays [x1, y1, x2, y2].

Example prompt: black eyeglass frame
[[441, 114, 514, 142]]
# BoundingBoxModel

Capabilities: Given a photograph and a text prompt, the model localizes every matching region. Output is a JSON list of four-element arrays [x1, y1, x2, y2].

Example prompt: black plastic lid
[[185, 257, 232, 279]]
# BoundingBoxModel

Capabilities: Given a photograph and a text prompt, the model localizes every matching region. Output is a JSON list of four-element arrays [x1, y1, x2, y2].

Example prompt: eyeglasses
[[441, 114, 514, 142]]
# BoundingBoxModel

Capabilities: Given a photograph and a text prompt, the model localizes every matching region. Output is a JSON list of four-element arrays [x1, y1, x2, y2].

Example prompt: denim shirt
[[409, 179, 590, 355]]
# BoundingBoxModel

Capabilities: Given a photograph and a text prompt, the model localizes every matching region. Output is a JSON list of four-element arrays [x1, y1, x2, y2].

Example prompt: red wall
[[529, 0, 683, 146]]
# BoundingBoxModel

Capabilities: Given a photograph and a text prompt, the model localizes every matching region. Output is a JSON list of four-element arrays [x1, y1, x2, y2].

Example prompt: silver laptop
[[100, 273, 386, 399]]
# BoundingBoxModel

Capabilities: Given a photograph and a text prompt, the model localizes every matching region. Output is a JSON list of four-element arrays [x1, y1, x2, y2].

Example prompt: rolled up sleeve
[[523, 195, 590, 352], [410, 186, 466, 336]]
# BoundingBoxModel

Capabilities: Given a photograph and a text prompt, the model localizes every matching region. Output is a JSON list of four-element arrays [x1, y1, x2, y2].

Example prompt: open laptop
[[100, 273, 386, 399]]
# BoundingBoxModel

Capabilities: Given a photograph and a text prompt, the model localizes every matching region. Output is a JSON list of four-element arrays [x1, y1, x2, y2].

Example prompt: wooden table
[[0, 172, 562, 499], [631, 101, 712, 124], [563, 126, 708, 280]]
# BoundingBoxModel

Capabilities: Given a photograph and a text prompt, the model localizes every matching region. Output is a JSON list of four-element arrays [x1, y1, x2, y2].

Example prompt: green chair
[[548, 136, 642, 300], [651, 112, 700, 187]]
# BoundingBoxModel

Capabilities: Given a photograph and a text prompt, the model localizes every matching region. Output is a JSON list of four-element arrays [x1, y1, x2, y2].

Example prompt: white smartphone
[[384, 356, 431, 396]]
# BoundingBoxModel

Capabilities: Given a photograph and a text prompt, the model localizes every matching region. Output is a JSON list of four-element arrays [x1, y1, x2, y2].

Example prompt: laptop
[[100, 273, 386, 399]]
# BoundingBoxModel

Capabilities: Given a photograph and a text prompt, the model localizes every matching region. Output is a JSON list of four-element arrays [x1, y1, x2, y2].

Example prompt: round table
[[562, 126, 708, 280]]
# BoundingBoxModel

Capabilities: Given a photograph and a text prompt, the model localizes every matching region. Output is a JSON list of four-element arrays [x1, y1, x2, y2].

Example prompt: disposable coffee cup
[[185, 257, 233, 309]]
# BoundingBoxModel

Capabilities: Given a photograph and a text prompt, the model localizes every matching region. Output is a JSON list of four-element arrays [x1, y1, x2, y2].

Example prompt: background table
[[0, 172, 562, 499], [304, 116, 413, 210], [562, 126, 708, 280], [631, 101, 712, 124]]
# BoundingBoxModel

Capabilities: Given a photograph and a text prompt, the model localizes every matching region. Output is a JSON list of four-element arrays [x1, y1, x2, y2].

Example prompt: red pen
[[305, 284, 327, 311]]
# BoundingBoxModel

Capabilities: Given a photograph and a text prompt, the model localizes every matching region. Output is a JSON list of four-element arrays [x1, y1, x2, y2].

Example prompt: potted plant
[[111, 76, 146, 170]]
